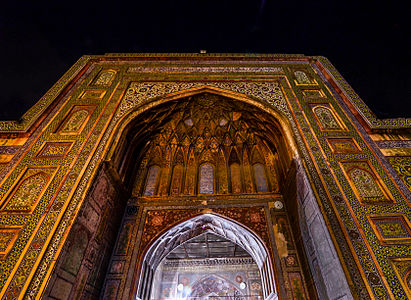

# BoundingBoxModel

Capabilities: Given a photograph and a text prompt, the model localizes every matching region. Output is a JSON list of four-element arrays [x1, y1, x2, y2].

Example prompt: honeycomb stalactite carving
[[132, 94, 284, 197]]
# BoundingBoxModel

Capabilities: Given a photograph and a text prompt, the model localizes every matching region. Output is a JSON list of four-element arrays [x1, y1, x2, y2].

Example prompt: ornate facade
[[0, 53, 409, 299]]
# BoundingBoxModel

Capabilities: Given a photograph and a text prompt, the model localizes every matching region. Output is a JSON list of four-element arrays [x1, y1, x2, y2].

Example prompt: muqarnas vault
[[0, 53, 410, 300]]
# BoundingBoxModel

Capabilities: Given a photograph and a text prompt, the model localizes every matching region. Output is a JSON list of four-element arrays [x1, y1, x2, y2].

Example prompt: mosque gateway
[[0, 54, 409, 299]]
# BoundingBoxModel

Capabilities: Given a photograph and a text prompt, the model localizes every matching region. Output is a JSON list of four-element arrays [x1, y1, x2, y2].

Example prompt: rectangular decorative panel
[[301, 89, 326, 99], [92, 69, 117, 86], [35, 141, 73, 159], [310, 103, 347, 132], [292, 69, 316, 85], [369, 215, 411, 245], [288, 272, 308, 299], [115, 221, 133, 256], [327, 137, 361, 153], [79, 89, 106, 100]]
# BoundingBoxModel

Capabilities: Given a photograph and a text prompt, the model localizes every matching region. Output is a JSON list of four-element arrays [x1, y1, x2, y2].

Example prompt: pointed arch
[[199, 163, 214, 194], [144, 165, 160, 196], [217, 148, 229, 194], [190, 274, 244, 298], [137, 213, 277, 300], [229, 148, 242, 193], [94, 86, 352, 299]]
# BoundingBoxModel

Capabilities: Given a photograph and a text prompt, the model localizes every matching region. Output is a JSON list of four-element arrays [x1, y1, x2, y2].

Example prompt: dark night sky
[[0, 1, 409, 121]]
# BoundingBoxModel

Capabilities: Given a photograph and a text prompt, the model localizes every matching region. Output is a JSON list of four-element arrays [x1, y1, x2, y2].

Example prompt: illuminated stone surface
[[0, 54, 409, 300]]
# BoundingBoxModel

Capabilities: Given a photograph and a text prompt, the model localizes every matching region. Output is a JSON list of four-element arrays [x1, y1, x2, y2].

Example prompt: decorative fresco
[[368, 214, 411, 245], [55, 105, 96, 136], [0, 167, 57, 213], [327, 137, 361, 154], [340, 161, 393, 204], [0, 54, 408, 299], [35, 141, 73, 159]]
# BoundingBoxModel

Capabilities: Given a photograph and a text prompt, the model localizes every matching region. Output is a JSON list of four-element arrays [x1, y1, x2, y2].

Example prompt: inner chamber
[[151, 232, 262, 300]]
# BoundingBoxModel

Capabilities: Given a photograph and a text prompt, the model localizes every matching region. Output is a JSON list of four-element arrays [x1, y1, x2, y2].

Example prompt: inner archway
[[138, 214, 275, 300], [105, 91, 316, 299]]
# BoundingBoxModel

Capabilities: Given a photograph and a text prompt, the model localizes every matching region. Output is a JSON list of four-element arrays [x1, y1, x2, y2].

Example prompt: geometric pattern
[[390, 258, 411, 298], [387, 156, 411, 190]]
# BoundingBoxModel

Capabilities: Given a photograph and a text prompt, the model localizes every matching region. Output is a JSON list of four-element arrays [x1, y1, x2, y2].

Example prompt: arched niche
[[45, 87, 353, 300], [106, 86, 298, 180], [109, 91, 294, 198], [137, 213, 277, 300]]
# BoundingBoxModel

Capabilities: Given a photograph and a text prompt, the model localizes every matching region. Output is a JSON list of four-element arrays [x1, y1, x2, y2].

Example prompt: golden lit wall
[[0, 54, 409, 299]]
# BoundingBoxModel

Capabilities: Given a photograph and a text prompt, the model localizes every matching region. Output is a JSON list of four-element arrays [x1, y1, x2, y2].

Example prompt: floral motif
[[121, 82, 289, 117], [387, 156, 411, 190], [94, 70, 116, 86], [3, 173, 48, 211], [0, 232, 14, 252], [313, 106, 341, 130], [294, 71, 311, 84], [350, 168, 384, 199], [60, 110, 89, 133]]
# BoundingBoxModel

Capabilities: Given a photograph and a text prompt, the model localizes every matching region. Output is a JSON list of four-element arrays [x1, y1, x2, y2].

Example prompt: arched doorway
[[100, 91, 313, 299], [138, 214, 275, 300], [45, 89, 351, 299]]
